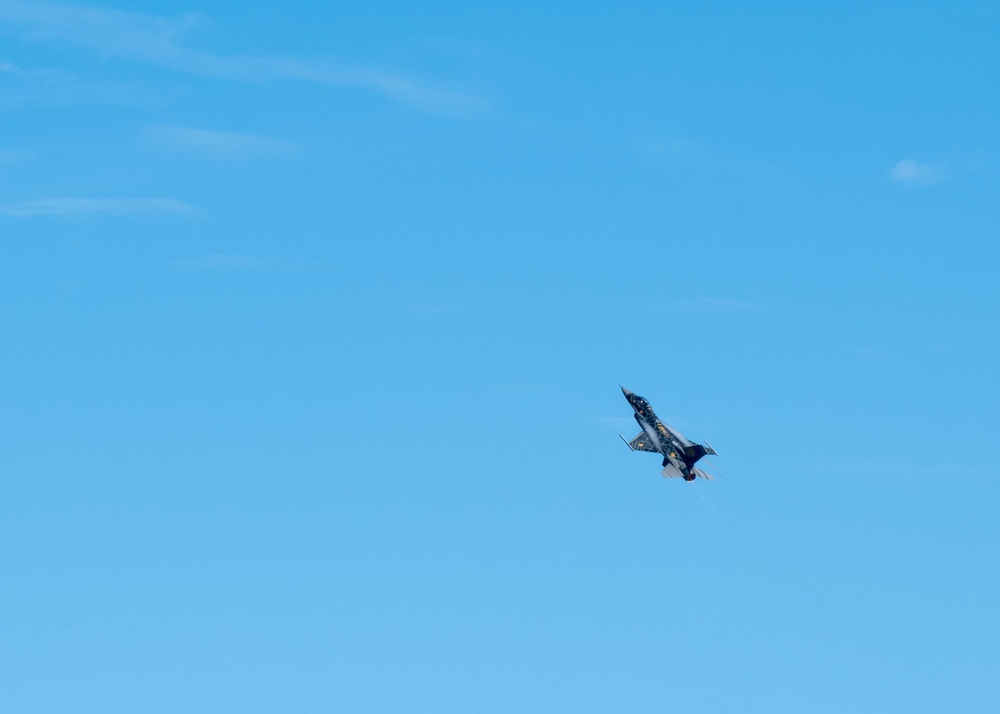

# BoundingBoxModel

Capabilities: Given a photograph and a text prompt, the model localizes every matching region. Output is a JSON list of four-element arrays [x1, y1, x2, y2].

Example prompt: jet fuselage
[[620, 386, 711, 480]]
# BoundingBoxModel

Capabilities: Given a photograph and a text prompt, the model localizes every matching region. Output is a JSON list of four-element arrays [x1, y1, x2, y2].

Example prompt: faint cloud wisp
[[0, 1, 489, 116], [0, 197, 195, 217], [144, 125, 298, 157], [0, 59, 166, 108], [890, 159, 942, 186], [0, 148, 33, 162]]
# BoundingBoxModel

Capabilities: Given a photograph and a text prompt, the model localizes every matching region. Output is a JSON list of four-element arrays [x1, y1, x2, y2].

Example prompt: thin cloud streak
[[0, 197, 196, 217], [144, 125, 298, 157], [0, 149, 32, 163], [890, 159, 942, 186], [0, 1, 488, 115], [0, 60, 168, 108]]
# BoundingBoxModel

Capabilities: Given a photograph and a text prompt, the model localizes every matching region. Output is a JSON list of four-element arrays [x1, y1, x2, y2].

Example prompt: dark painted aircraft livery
[[619, 386, 717, 481]]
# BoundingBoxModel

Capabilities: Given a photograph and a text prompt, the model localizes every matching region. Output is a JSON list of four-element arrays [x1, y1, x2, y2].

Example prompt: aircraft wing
[[621, 432, 660, 453]]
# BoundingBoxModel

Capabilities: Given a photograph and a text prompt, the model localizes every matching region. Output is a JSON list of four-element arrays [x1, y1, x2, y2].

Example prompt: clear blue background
[[2, 2, 998, 711]]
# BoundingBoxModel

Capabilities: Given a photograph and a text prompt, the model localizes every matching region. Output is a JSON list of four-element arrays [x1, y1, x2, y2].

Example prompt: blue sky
[[2, 2, 999, 712]]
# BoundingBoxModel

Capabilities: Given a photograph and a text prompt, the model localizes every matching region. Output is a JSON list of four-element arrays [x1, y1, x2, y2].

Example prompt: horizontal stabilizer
[[661, 465, 685, 479], [691, 467, 714, 481]]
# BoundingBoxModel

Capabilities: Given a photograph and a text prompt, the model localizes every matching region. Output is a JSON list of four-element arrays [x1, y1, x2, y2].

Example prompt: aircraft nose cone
[[620, 385, 633, 396]]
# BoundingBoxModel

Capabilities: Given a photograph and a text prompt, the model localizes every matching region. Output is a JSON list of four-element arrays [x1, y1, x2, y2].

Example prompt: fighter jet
[[619, 386, 717, 481]]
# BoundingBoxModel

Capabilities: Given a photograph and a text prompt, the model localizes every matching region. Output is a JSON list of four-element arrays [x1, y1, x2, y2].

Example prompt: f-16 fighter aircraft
[[619, 386, 717, 481]]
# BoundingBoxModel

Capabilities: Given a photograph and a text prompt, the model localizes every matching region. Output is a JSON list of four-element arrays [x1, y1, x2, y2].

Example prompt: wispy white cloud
[[0, 59, 169, 108], [0, 2, 209, 59], [0, 1, 488, 115], [0, 197, 195, 217], [890, 159, 942, 186], [0, 148, 32, 163], [144, 125, 298, 157]]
